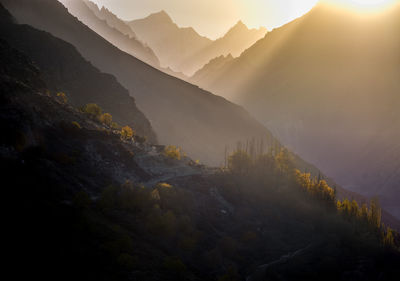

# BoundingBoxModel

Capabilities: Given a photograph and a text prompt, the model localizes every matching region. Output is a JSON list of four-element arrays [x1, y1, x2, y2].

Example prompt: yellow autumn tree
[[100, 113, 113, 126], [164, 145, 181, 160], [121, 126, 134, 140], [56, 92, 68, 104], [82, 103, 102, 119]]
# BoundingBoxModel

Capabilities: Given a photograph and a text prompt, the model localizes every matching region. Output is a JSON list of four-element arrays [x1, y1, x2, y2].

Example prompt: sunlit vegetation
[[71, 121, 81, 129], [163, 145, 181, 160], [111, 121, 121, 130], [224, 139, 398, 250], [56, 92, 68, 104], [81, 103, 103, 119], [121, 125, 135, 140], [295, 170, 336, 204], [99, 112, 113, 126]]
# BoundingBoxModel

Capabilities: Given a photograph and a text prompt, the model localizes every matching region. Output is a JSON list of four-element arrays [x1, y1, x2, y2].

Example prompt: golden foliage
[[82, 103, 102, 118], [56, 92, 68, 104], [121, 126, 134, 140], [100, 113, 113, 126], [157, 182, 173, 189], [71, 121, 81, 129], [164, 145, 181, 160], [295, 170, 335, 203]]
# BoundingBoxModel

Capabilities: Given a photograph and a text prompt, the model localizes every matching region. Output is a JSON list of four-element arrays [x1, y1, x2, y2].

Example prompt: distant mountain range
[[1, 0, 274, 167], [191, 3, 400, 218], [58, 0, 159, 66], [124, 9, 267, 75], [66, 0, 267, 76]]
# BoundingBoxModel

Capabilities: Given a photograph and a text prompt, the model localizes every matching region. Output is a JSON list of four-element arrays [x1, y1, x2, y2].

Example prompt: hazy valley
[[1, 0, 400, 280]]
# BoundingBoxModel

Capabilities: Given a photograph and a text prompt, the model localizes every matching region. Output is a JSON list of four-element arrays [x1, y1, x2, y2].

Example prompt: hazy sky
[[90, 0, 319, 39]]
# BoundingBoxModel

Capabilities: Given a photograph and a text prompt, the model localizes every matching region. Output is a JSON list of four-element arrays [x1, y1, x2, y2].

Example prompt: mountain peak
[[147, 10, 173, 22], [233, 20, 248, 30], [221, 20, 249, 38]]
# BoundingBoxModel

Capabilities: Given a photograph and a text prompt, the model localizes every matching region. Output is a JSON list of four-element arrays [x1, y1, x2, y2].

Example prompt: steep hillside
[[191, 54, 235, 85], [58, 0, 159, 66], [0, 3, 156, 142], [2, 37, 400, 281], [1, 0, 276, 166], [126, 10, 213, 74], [191, 3, 400, 217], [182, 21, 267, 76]]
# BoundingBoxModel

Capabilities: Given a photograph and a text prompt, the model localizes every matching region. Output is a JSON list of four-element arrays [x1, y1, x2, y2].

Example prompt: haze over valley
[[1, 0, 400, 280]]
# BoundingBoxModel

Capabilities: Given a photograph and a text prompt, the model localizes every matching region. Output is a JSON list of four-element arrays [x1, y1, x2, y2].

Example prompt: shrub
[[56, 92, 68, 104], [82, 103, 103, 119], [157, 183, 173, 189], [164, 145, 181, 160], [71, 121, 81, 129], [99, 113, 113, 126], [111, 122, 121, 130], [121, 126, 134, 140]]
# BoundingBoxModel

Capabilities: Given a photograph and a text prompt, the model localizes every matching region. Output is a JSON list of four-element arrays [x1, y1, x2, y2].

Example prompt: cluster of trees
[[80, 103, 136, 140], [227, 145, 293, 177], [295, 170, 336, 204], [337, 197, 396, 247], [225, 140, 398, 250], [51, 91, 149, 144]]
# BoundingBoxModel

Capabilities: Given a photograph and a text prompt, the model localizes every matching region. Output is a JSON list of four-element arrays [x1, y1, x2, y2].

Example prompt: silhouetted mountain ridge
[[83, 0, 138, 39], [125, 9, 266, 75], [59, 0, 159, 66]]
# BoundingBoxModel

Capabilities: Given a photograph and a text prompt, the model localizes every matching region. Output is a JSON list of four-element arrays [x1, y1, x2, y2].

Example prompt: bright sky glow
[[88, 0, 398, 39], [89, 0, 319, 39], [325, 0, 398, 12]]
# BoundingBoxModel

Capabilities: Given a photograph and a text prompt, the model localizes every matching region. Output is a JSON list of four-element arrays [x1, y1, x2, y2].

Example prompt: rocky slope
[[191, 3, 400, 218], [0, 4, 156, 142], [1, 0, 278, 167]]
